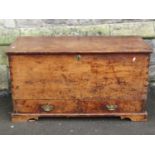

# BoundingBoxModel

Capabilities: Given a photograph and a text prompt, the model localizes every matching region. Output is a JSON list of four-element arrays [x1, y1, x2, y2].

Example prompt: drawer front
[[10, 54, 149, 101], [13, 99, 145, 113]]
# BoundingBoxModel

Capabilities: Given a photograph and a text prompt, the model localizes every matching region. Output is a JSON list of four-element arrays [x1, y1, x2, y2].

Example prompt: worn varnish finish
[[8, 36, 152, 122]]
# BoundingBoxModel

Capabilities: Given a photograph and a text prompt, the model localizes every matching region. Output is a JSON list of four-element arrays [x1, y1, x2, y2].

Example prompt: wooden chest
[[7, 36, 152, 122]]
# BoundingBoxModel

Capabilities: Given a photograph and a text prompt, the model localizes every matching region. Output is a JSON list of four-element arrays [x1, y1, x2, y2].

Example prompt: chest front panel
[[10, 53, 149, 102]]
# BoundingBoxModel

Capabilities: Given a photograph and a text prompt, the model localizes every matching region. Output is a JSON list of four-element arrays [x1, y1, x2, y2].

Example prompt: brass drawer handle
[[41, 104, 54, 112], [75, 54, 81, 61], [106, 104, 118, 111]]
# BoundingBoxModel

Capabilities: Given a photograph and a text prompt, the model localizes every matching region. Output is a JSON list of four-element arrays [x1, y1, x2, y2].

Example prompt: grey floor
[[0, 86, 155, 135]]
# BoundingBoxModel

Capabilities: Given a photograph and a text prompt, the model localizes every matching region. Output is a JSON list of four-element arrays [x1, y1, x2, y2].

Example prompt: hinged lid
[[7, 36, 152, 54]]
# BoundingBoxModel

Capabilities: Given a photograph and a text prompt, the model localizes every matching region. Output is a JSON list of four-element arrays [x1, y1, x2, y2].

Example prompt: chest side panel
[[9, 54, 149, 101]]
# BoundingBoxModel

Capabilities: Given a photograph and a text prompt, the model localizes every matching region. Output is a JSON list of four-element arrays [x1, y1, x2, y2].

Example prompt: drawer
[[13, 99, 144, 113]]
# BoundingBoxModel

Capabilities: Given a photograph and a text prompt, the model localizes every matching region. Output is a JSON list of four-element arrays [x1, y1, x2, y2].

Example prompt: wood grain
[[10, 54, 149, 101]]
